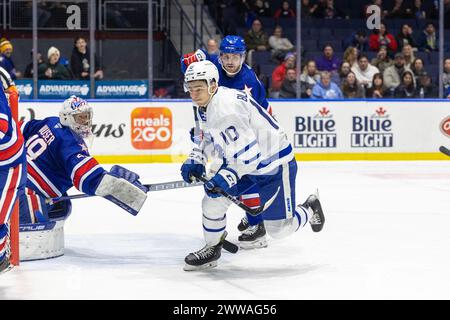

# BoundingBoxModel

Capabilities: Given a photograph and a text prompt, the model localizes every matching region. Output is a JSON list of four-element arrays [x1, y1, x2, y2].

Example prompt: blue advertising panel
[[37, 80, 90, 99], [15, 80, 34, 99], [95, 80, 148, 99]]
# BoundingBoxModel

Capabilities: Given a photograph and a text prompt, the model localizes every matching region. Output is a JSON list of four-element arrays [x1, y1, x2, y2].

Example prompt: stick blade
[[439, 146, 450, 157]]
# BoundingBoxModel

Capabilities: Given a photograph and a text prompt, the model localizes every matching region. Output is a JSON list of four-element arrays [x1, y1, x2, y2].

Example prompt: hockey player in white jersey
[[180, 61, 325, 271]]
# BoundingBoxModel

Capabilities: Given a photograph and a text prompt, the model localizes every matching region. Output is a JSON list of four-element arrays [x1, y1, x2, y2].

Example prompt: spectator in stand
[[38, 46, 71, 80], [394, 70, 416, 98], [274, 1, 296, 19], [371, 46, 393, 73], [269, 25, 295, 63], [244, 18, 270, 52], [366, 73, 387, 98], [402, 44, 415, 69], [343, 46, 358, 67], [24, 50, 44, 78], [0, 39, 21, 79], [315, 44, 341, 74], [411, 58, 428, 83], [70, 37, 103, 80], [387, 0, 413, 19], [383, 52, 414, 91], [351, 54, 380, 89], [368, 23, 398, 57], [271, 52, 296, 97], [311, 71, 343, 99], [250, 0, 272, 17], [446, 86, 450, 98], [338, 61, 352, 85], [343, 31, 368, 52], [427, 0, 440, 19], [418, 23, 438, 52], [363, 0, 388, 20], [300, 60, 321, 98], [301, 0, 320, 18], [416, 74, 437, 98], [341, 71, 365, 98], [443, 58, 450, 90], [206, 38, 220, 58], [396, 24, 418, 51], [412, 0, 427, 20], [317, 0, 347, 19], [279, 68, 297, 98]]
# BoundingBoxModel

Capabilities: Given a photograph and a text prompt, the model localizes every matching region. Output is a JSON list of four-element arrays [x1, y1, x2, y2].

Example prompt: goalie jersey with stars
[[21, 117, 105, 199], [198, 86, 293, 176]]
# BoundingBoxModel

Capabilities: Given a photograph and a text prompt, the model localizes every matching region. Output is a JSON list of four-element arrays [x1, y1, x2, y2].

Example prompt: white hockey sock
[[202, 213, 227, 246], [294, 205, 313, 231]]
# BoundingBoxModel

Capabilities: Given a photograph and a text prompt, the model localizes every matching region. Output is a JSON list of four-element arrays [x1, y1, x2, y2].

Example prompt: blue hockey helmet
[[219, 35, 246, 55]]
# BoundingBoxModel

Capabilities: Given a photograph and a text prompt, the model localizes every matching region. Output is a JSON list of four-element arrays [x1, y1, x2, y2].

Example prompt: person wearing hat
[[38, 46, 71, 80], [270, 52, 296, 96], [0, 39, 21, 80], [383, 52, 414, 91]]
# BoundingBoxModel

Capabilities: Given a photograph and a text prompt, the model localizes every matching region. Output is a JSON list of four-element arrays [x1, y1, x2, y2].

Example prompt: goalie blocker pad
[[95, 173, 147, 215]]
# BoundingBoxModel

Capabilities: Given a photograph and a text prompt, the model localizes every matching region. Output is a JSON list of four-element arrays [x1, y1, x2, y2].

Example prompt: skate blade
[[239, 238, 268, 250], [183, 260, 218, 272], [0, 264, 14, 275]]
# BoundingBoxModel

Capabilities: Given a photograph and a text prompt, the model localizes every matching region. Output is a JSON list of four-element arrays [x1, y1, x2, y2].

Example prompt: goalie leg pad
[[95, 173, 147, 215]]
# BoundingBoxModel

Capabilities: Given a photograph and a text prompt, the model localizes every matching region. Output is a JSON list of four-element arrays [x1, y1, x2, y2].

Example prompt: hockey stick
[[192, 174, 279, 216], [46, 180, 203, 205], [439, 146, 450, 157]]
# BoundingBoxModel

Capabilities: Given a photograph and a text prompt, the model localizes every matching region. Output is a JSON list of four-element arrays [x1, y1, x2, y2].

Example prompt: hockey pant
[[202, 158, 311, 245], [19, 188, 72, 224]]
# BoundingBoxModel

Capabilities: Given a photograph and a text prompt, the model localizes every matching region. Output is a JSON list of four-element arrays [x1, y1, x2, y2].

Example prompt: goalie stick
[[439, 146, 450, 157], [46, 180, 203, 204], [192, 174, 279, 216]]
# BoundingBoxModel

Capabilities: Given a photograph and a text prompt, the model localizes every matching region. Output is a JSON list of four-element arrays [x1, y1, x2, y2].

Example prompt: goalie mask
[[59, 95, 93, 140]]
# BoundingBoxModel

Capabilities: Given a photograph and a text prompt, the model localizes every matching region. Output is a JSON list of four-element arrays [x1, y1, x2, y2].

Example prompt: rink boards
[[19, 99, 450, 162]]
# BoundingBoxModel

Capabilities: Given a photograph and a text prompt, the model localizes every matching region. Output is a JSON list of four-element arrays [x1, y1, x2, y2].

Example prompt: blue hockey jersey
[[0, 89, 25, 169], [21, 117, 105, 199], [181, 49, 270, 110]]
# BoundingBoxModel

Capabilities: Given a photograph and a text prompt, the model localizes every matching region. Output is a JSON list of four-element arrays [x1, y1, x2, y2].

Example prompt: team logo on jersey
[[294, 107, 336, 148], [440, 116, 450, 138], [351, 107, 393, 148], [131, 107, 172, 149]]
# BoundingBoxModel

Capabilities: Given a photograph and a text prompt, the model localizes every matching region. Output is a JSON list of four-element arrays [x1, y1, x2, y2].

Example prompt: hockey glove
[[95, 165, 148, 216], [181, 148, 206, 183], [182, 49, 207, 68], [204, 168, 238, 198]]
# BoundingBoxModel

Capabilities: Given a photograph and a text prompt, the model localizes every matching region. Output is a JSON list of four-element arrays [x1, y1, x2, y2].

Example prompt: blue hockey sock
[[246, 212, 263, 226]]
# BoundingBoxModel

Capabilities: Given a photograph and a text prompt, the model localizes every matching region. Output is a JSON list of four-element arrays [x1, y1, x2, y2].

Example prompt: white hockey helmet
[[59, 95, 93, 138], [184, 60, 219, 94]]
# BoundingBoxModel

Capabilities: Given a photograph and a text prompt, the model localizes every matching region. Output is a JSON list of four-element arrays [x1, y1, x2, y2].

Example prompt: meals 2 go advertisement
[[18, 100, 450, 162]]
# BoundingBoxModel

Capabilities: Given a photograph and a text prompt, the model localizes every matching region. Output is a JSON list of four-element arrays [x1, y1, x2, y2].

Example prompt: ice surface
[[1, 161, 450, 299]]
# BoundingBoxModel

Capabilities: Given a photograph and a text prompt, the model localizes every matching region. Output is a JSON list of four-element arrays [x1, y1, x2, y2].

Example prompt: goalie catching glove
[[94, 165, 148, 215]]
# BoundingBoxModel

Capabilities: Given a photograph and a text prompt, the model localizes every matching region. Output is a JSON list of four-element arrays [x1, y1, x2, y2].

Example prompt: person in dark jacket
[[279, 67, 297, 98], [70, 37, 104, 80], [394, 70, 416, 98], [38, 46, 71, 80]]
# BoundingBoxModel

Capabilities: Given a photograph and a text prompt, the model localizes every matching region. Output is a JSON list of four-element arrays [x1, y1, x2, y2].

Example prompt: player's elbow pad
[[94, 173, 147, 216]]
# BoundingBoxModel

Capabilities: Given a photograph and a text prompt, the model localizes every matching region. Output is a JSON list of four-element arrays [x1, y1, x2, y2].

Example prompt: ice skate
[[238, 221, 268, 249], [302, 191, 325, 232], [184, 232, 227, 271]]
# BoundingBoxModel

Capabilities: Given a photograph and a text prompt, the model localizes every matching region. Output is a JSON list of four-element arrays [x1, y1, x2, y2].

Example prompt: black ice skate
[[238, 221, 268, 249], [237, 216, 249, 232], [0, 258, 12, 274], [184, 232, 227, 271], [302, 192, 325, 232]]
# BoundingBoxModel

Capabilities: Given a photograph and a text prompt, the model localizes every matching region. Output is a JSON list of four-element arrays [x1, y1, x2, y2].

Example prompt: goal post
[[8, 90, 20, 266]]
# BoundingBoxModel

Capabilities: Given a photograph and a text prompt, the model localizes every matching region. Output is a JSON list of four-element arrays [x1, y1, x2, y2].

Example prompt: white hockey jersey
[[194, 87, 293, 178]]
